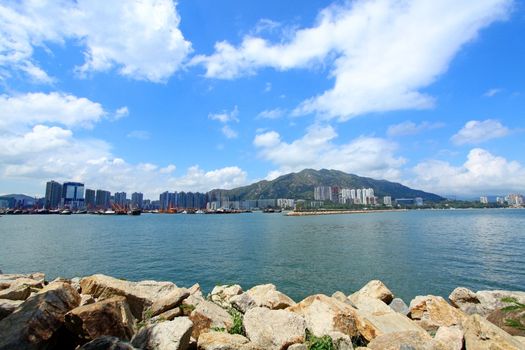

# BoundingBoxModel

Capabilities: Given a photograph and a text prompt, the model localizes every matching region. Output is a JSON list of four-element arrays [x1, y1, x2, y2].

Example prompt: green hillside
[[209, 168, 444, 202]]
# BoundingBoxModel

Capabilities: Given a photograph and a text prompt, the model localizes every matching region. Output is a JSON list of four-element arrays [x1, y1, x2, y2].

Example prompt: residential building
[[383, 196, 392, 206], [45, 180, 62, 209], [314, 186, 332, 201], [131, 192, 144, 209], [480, 196, 489, 204], [95, 189, 111, 209], [62, 182, 84, 209], [114, 192, 127, 207], [85, 189, 96, 209]]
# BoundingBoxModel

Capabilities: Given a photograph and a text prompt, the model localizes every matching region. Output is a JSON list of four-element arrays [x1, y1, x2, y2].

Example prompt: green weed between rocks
[[501, 297, 525, 331], [305, 330, 335, 350], [228, 308, 244, 335]]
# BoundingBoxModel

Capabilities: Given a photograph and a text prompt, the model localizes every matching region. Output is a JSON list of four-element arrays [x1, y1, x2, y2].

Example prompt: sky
[[0, 0, 524, 199]]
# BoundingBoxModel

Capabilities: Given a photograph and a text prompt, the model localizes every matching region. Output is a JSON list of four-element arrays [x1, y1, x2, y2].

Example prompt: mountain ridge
[[209, 168, 444, 202]]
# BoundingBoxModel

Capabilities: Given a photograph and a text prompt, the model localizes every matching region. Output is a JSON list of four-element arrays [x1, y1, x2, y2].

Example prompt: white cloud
[[483, 88, 502, 97], [193, 0, 511, 120], [0, 92, 110, 131], [0, 0, 191, 83], [410, 148, 525, 195], [169, 166, 248, 192], [387, 121, 445, 137], [451, 119, 510, 145], [254, 125, 405, 180], [264, 82, 272, 92], [127, 130, 151, 140], [257, 108, 286, 120], [209, 106, 240, 123], [114, 107, 129, 120], [221, 125, 238, 139]]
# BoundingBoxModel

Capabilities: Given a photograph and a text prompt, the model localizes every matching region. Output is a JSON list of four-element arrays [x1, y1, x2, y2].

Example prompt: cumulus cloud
[[221, 125, 238, 139], [0, 92, 110, 131], [387, 121, 445, 137], [257, 108, 286, 120], [193, 0, 510, 120], [451, 119, 510, 145], [169, 166, 248, 192], [410, 148, 525, 195], [254, 124, 406, 180], [0, 0, 191, 83], [483, 88, 502, 97], [209, 106, 239, 123]]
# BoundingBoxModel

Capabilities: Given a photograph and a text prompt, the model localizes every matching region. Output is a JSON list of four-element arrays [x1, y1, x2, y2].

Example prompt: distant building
[[45, 180, 62, 209], [114, 192, 127, 207], [415, 197, 423, 206], [277, 198, 295, 209], [62, 182, 84, 209], [95, 189, 111, 209], [396, 198, 415, 206], [480, 196, 489, 204], [314, 186, 332, 201], [496, 197, 505, 205], [506, 194, 524, 207], [85, 189, 96, 209], [383, 196, 392, 206], [131, 192, 144, 209]]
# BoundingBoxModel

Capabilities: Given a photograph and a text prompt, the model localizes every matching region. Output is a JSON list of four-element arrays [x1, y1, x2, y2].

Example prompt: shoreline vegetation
[[0, 273, 524, 349]]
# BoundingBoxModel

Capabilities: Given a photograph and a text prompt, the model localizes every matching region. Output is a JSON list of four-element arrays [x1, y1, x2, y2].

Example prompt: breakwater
[[0, 272, 524, 349]]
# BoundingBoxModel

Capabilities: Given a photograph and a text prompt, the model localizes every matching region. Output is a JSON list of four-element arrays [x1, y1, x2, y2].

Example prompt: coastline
[[286, 209, 408, 216], [0, 272, 524, 349]]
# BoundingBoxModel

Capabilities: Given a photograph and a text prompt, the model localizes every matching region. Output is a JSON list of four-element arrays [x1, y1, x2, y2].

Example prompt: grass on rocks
[[502, 297, 525, 331], [305, 330, 334, 350], [228, 308, 244, 335]]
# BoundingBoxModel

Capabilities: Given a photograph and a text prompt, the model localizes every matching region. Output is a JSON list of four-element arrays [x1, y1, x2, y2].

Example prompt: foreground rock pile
[[0, 272, 524, 350]]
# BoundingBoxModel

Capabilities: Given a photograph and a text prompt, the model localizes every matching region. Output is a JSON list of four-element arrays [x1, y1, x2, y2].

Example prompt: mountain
[[209, 169, 445, 202]]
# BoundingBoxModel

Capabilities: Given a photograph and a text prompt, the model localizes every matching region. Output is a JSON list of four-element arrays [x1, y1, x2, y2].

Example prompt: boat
[[195, 210, 205, 214], [103, 210, 116, 215], [60, 209, 72, 215], [127, 209, 141, 216]]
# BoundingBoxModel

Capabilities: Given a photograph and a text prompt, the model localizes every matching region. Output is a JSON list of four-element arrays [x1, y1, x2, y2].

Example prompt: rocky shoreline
[[0, 273, 524, 350]]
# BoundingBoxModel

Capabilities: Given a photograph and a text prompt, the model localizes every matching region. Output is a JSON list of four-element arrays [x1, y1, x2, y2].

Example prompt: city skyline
[[1, 0, 524, 199]]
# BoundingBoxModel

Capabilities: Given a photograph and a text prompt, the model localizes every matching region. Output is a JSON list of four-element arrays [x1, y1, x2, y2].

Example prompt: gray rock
[[244, 307, 306, 350], [464, 314, 524, 349], [0, 299, 23, 320], [209, 284, 243, 308], [389, 298, 409, 315], [244, 284, 295, 310], [189, 300, 233, 339], [230, 293, 257, 313], [449, 287, 525, 317], [0, 281, 81, 350], [0, 283, 32, 300], [349, 280, 394, 304], [78, 336, 137, 350], [65, 296, 135, 342], [80, 274, 179, 320], [131, 316, 193, 350], [197, 331, 261, 350], [149, 288, 189, 317], [288, 344, 307, 350]]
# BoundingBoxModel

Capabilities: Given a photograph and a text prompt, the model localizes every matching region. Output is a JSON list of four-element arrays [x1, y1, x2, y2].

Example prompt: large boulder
[[351, 297, 427, 342], [65, 296, 135, 342], [388, 298, 409, 315], [449, 287, 525, 317], [464, 314, 524, 349], [149, 288, 189, 317], [197, 331, 261, 350], [78, 336, 137, 350], [349, 280, 394, 304], [182, 283, 206, 310], [0, 273, 45, 290], [209, 284, 243, 308], [0, 281, 80, 350], [0, 283, 33, 300], [408, 295, 467, 331], [434, 326, 464, 350], [244, 284, 295, 310], [230, 293, 257, 314], [487, 307, 525, 337], [367, 330, 444, 350], [244, 307, 306, 350], [131, 316, 193, 350], [189, 300, 233, 339], [80, 274, 179, 319], [287, 294, 359, 337], [0, 299, 23, 320]]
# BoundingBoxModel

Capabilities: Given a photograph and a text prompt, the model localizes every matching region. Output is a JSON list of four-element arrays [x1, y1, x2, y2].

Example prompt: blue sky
[[0, 0, 524, 199]]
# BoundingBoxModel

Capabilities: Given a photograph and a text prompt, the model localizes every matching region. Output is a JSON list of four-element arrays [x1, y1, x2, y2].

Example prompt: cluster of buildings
[[481, 194, 524, 207], [44, 180, 148, 210], [313, 186, 422, 207]]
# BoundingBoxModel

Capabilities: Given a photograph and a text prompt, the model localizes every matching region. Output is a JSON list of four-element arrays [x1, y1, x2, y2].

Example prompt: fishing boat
[[60, 209, 72, 215], [127, 208, 141, 216]]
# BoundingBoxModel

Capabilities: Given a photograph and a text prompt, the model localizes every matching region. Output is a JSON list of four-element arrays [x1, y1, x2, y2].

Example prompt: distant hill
[[209, 169, 445, 202], [0, 194, 37, 201]]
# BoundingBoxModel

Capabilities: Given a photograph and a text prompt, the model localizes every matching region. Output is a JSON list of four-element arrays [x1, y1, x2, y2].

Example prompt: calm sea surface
[[1, 209, 524, 303]]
